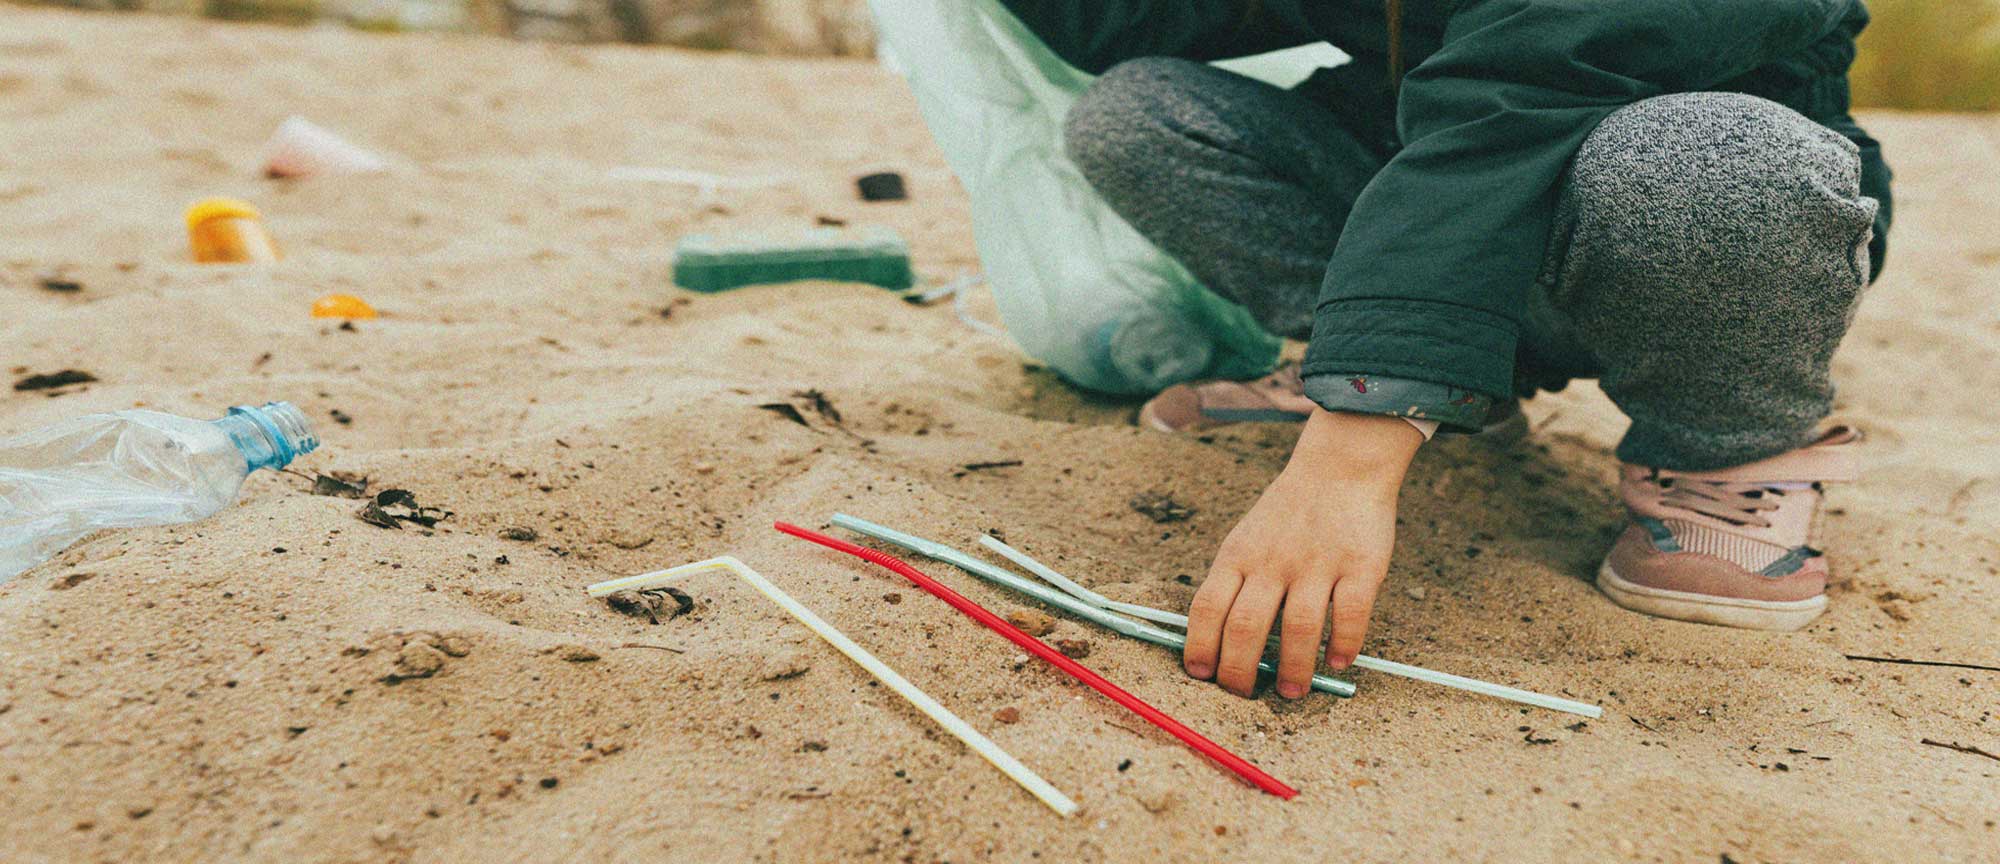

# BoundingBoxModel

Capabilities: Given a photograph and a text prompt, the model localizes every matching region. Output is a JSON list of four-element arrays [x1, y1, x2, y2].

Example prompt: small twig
[[1920, 738, 2000, 763], [960, 460, 1023, 472], [615, 642, 685, 654], [1946, 479, 1982, 515], [1629, 716, 1657, 733], [1103, 720, 1149, 739], [1843, 654, 2000, 673], [1917, 802, 1964, 829]]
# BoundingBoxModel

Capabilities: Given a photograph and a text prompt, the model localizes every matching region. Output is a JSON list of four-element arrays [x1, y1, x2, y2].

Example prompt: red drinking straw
[[774, 521, 1299, 800]]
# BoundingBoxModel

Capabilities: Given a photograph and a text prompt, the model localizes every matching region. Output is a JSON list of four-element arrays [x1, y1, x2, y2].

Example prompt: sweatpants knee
[[1063, 57, 1210, 188], [1566, 92, 1878, 284]]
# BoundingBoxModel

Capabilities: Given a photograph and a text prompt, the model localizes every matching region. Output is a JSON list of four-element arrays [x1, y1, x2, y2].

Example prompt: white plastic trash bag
[[869, 0, 1296, 395]]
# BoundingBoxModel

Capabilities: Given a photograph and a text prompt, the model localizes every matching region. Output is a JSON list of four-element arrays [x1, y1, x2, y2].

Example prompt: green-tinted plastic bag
[[869, 0, 1296, 395]]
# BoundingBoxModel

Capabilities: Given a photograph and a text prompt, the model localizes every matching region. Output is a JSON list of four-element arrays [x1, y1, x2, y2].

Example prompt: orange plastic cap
[[311, 294, 379, 320], [186, 197, 263, 232]]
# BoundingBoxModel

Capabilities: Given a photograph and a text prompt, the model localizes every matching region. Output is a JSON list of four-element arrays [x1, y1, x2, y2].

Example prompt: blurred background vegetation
[[1848, 0, 1992, 111], [1852, 0, 2000, 111], [10, 0, 1998, 110]]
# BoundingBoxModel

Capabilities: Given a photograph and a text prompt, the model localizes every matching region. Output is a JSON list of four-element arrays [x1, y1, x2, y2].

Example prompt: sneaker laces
[[1654, 473, 1801, 529]]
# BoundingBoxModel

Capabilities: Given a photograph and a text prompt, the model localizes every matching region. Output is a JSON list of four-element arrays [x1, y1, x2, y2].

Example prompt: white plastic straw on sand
[[829, 514, 1356, 698], [586, 556, 1078, 817], [977, 535, 1187, 628], [978, 536, 1604, 720]]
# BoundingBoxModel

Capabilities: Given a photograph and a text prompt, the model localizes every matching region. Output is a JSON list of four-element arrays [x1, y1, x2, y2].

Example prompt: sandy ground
[[1, 8, 1996, 862]]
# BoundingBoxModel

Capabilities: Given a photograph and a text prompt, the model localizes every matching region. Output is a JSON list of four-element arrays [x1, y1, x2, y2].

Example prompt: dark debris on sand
[[356, 489, 452, 529], [14, 369, 96, 391], [757, 388, 844, 429], [604, 587, 695, 625], [310, 472, 370, 499], [1129, 491, 1195, 523]]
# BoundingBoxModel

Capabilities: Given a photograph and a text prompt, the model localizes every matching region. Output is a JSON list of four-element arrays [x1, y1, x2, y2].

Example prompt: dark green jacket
[[999, 0, 1893, 401]]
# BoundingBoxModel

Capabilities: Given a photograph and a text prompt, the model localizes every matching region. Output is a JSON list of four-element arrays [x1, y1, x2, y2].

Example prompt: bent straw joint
[[585, 556, 1078, 817], [778, 522, 1299, 800], [978, 535, 1188, 629], [978, 535, 1605, 720]]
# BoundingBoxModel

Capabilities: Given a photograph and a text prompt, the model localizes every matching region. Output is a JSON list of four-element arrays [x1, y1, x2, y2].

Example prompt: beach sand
[[1, 8, 1996, 862]]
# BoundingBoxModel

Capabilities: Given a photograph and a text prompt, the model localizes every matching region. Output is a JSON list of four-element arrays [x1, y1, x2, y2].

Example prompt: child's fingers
[[1275, 576, 1335, 699], [1216, 575, 1285, 697], [1182, 565, 1244, 679], [1324, 570, 1382, 670]]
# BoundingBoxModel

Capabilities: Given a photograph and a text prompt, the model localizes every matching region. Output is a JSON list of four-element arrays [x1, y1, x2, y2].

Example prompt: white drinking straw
[[829, 514, 1357, 698], [587, 556, 1078, 817], [978, 536, 1604, 720], [978, 535, 1191, 628]]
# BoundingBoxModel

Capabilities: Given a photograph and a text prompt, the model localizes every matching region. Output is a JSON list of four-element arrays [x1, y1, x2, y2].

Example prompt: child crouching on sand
[[1001, 0, 1890, 699]]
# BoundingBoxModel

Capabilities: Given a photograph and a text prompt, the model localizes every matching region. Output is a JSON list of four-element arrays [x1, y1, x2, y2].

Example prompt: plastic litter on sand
[[978, 535, 1604, 719], [263, 116, 389, 179], [585, 556, 1078, 817], [186, 197, 280, 263], [777, 521, 1299, 800], [828, 514, 1355, 698], [672, 227, 914, 293], [311, 294, 379, 320]]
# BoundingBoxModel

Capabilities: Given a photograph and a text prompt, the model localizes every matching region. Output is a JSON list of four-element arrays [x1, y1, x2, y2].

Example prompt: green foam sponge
[[672, 227, 915, 293]]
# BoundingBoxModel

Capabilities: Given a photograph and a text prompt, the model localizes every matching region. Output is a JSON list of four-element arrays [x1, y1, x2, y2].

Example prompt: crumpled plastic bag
[[869, 0, 1303, 395]]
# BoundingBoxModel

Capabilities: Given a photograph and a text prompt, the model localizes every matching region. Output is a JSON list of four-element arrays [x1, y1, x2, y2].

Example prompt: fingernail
[[1329, 654, 1354, 671], [1186, 663, 1212, 679], [1277, 682, 1305, 699]]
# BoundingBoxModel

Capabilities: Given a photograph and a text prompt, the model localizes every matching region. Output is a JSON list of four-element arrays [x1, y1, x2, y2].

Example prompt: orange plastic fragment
[[186, 197, 281, 264], [311, 294, 378, 320]]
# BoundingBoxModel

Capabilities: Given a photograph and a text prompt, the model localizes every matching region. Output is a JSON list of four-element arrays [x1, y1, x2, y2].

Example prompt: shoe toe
[[1138, 384, 1204, 433], [1606, 526, 1827, 604]]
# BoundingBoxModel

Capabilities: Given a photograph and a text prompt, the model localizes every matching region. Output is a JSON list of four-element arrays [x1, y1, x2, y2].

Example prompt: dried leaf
[[357, 498, 401, 529], [13, 369, 96, 391], [48, 572, 95, 591], [604, 586, 694, 624], [792, 388, 842, 424], [1129, 491, 1195, 523], [356, 489, 451, 529], [955, 459, 1023, 477], [311, 472, 369, 499], [757, 402, 811, 427]]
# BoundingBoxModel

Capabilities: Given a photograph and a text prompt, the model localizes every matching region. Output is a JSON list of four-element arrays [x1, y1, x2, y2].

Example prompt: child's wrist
[[1291, 408, 1423, 485]]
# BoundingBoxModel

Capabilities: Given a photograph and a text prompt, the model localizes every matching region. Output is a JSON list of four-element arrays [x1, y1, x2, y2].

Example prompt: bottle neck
[[210, 402, 319, 473]]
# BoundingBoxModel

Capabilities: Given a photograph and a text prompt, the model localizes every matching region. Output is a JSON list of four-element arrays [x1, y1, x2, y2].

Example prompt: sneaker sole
[[1596, 562, 1826, 632]]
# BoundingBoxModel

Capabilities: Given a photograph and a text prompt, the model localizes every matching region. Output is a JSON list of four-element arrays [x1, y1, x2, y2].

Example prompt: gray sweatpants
[[1063, 58, 1880, 471]]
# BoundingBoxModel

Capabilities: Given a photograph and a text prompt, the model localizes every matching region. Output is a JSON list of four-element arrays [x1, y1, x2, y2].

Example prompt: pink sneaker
[[1138, 365, 1316, 432], [1597, 427, 1861, 631]]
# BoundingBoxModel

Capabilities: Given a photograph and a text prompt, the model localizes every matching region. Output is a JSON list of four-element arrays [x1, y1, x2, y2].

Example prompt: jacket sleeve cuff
[[1300, 298, 1519, 399], [1302, 372, 1494, 434]]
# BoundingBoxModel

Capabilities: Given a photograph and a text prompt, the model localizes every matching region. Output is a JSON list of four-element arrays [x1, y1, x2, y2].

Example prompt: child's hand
[[1183, 408, 1422, 698]]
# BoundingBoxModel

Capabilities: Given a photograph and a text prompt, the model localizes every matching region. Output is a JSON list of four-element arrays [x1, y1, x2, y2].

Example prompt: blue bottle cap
[[217, 402, 320, 472]]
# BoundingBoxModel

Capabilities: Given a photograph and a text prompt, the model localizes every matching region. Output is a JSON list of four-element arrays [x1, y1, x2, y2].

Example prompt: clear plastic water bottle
[[0, 402, 318, 581]]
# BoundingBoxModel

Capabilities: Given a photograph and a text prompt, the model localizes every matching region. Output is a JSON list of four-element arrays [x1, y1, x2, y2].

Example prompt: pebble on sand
[[1006, 609, 1056, 636]]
